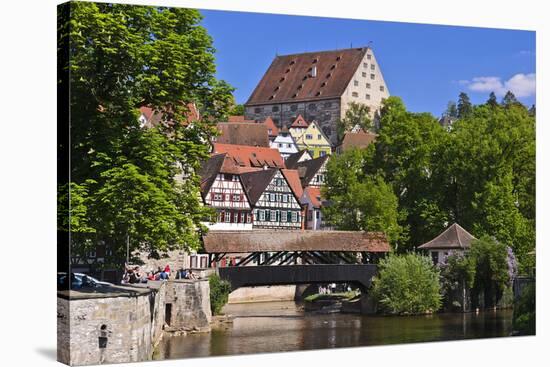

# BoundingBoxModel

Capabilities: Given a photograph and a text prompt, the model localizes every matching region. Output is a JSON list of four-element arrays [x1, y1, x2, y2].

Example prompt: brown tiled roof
[[246, 47, 369, 105], [339, 131, 377, 151], [304, 186, 322, 208], [216, 122, 270, 147], [290, 114, 309, 128], [203, 230, 391, 253], [294, 155, 329, 187], [213, 143, 285, 169], [285, 150, 311, 169], [239, 169, 278, 205], [138, 103, 199, 127], [228, 115, 255, 123], [281, 169, 304, 200], [418, 223, 476, 250], [199, 153, 226, 197], [263, 116, 279, 137]]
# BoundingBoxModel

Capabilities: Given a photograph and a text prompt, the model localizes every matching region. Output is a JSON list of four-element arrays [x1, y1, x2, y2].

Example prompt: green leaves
[[372, 253, 442, 315]]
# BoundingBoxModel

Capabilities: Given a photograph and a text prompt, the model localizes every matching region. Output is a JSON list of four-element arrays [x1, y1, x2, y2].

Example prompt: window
[[88, 250, 96, 258], [277, 193, 282, 202], [324, 102, 332, 108], [287, 143, 291, 148], [366, 83, 371, 89], [366, 94, 371, 100], [281, 211, 287, 222], [308, 103, 317, 111], [212, 192, 223, 201], [279, 143, 283, 148], [259, 210, 265, 221], [431, 251, 439, 265], [317, 134, 322, 139], [290, 104, 298, 112], [270, 193, 276, 202], [272, 106, 279, 112], [363, 62, 368, 68], [316, 210, 320, 219], [306, 134, 313, 140], [254, 107, 263, 113], [370, 74, 375, 80], [320, 150, 326, 157], [292, 211, 298, 222], [352, 92, 358, 97], [308, 210, 313, 221], [223, 174, 233, 181], [367, 54, 372, 60], [246, 213, 252, 223], [224, 211, 231, 223], [371, 64, 375, 70], [283, 194, 288, 203], [380, 85, 385, 92], [233, 212, 239, 222], [270, 210, 277, 222], [354, 80, 359, 86], [232, 194, 241, 202], [362, 72, 367, 77]]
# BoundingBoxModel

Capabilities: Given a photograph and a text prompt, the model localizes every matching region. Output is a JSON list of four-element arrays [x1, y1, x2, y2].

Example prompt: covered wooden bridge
[[202, 230, 391, 290]]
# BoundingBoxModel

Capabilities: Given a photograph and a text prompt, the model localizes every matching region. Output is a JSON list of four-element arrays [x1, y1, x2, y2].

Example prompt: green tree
[[444, 101, 458, 118], [469, 236, 512, 308], [512, 282, 535, 335], [486, 92, 498, 107], [336, 102, 372, 142], [322, 148, 403, 245], [209, 274, 232, 315], [438, 252, 475, 311], [372, 253, 442, 314], [58, 3, 232, 266], [502, 90, 520, 107], [457, 92, 472, 118], [229, 104, 245, 116]]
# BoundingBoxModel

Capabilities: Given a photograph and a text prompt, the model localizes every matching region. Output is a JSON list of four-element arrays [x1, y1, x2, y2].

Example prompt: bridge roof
[[202, 230, 391, 253]]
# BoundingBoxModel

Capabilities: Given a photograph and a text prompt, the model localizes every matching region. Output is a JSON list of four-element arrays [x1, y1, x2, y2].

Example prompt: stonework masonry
[[57, 280, 211, 366]]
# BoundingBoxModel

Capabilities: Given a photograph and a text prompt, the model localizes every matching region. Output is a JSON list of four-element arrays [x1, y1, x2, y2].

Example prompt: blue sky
[[200, 9, 536, 116]]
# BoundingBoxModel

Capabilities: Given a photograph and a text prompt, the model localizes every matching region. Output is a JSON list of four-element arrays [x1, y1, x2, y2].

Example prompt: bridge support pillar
[[360, 293, 377, 315]]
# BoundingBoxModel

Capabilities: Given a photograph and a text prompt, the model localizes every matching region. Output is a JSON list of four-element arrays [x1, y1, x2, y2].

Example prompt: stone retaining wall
[[57, 280, 211, 366]]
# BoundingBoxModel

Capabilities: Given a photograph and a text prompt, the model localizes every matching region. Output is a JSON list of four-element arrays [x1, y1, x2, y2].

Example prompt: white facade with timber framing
[[241, 169, 303, 230]]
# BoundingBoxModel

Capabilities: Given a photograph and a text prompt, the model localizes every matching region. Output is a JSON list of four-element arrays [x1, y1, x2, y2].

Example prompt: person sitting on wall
[[186, 270, 197, 280], [175, 268, 187, 279], [147, 271, 155, 281], [164, 264, 171, 278]]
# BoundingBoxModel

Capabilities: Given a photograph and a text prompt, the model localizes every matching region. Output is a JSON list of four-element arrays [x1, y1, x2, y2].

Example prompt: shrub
[[372, 253, 441, 315], [513, 282, 535, 335], [209, 273, 231, 315], [438, 252, 475, 311]]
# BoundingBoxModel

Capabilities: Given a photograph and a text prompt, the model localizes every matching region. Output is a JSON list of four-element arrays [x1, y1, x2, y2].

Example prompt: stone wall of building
[[57, 279, 211, 366], [245, 97, 341, 146]]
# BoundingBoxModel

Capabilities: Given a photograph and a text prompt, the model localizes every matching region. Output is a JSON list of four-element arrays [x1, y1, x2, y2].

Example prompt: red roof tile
[[228, 115, 255, 123], [338, 131, 377, 151], [246, 47, 369, 105], [216, 122, 270, 147], [213, 143, 285, 169], [281, 169, 304, 200], [304, 186, 322, 208], [290, 114, 309, 128], [263, 116, 279, 137]]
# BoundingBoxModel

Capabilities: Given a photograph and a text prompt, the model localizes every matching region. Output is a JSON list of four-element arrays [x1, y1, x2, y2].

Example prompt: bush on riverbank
[[209, 274, 231, 315], [372, 253, 441, 315], [513, 282, 535, 335]]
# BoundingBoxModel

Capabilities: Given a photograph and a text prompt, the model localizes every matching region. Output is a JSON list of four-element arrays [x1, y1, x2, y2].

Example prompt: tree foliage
[[336, 102, 372, 142], [209, 274, 232, 315], [58, 3, 232, 264], [322, 147, 403, 245], [372, 253, 442, 315]]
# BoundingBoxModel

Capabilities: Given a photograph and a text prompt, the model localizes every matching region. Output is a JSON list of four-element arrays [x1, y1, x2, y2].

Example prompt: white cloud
[[459, 73, 536, 98]]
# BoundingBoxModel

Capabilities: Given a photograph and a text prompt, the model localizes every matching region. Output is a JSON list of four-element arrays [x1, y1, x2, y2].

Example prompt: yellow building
[[292, 120, 332, 158]]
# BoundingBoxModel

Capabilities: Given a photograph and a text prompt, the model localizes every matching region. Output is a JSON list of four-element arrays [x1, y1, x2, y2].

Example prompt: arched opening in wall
[[165, 303, 172, 326]]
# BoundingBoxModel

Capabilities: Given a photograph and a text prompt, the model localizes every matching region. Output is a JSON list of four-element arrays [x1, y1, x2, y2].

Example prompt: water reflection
[[155, 301, 513, 360]]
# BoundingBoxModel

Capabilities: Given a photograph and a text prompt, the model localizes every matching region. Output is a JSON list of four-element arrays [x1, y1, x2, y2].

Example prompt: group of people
[[121, 264, 199, 284]]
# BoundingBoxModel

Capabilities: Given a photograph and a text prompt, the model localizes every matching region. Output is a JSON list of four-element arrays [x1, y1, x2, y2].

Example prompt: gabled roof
[[294, 155, 329, 187], [216, 122, 270, 147], [199, 153, 226, 197], [203, 230, 391, 253], [303, 186, 322, 208], [213, 143, 285, 169], [338, 131, 377, 152], [246, 47, 369, 105], [281, 169, 304, 200], [285, 150, 312, 169], [290, 114, 309, 129], [418, 223, 476, 250], [263, 116, 279, 137], [239, 169, 278, 205]]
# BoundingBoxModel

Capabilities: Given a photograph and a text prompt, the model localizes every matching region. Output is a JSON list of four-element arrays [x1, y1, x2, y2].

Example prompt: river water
[[155, 301, 514, 360]]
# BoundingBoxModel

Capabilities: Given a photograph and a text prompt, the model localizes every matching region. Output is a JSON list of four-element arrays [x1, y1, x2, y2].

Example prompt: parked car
[[57, 272, 112, 290]]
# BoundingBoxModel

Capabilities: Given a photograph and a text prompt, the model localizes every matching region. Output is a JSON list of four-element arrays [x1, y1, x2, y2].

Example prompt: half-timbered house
[[294, 154, 329, 188], [241, 169, 303, 229], [199, 153, 258, 230]]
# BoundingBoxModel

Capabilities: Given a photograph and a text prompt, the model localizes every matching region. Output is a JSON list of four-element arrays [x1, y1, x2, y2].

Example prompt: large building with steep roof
[[244, 47, 390, 145]]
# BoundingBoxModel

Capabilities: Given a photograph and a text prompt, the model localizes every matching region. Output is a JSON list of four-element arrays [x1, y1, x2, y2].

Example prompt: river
[[155, 301, 514, 360]]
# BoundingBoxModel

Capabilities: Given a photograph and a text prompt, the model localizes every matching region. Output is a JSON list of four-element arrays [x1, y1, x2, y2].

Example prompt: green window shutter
[[266, 210, 270, 221], [288, 211, 292, 222]]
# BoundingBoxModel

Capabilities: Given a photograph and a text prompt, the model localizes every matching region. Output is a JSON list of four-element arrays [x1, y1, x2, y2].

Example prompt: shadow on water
[[155, 301, 514, 360]]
